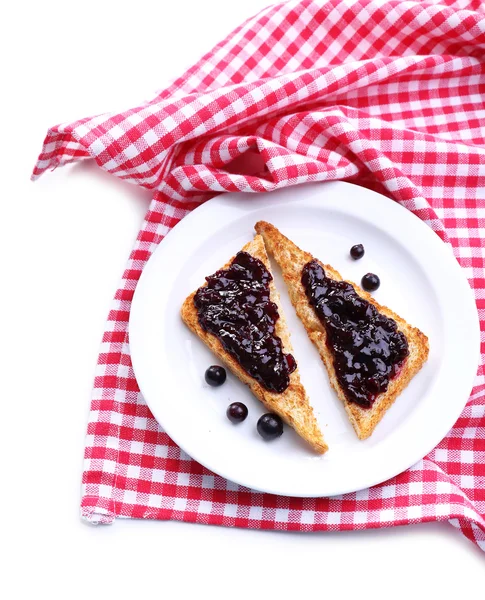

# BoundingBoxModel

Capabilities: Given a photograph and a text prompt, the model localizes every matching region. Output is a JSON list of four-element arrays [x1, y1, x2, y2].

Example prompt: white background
[[1, 0, 483, 598]]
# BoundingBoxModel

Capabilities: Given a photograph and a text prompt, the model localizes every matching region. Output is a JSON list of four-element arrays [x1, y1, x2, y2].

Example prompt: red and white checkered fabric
[[34, 0, 485, 549]]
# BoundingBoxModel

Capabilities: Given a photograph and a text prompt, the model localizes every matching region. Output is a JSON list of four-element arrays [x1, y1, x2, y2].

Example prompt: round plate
[[129, 182, 480, 497]]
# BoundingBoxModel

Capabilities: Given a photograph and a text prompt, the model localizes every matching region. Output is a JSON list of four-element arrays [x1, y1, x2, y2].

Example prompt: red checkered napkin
[[34, 0, 485, 549]]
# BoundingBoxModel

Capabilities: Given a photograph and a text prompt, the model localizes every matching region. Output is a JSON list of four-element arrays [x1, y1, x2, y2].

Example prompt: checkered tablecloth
[[33, 0, 485, 550]]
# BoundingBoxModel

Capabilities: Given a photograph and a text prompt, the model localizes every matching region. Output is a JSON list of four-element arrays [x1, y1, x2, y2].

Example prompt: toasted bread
[[181, 234, 328, 453], [255, 221, 429, 440]]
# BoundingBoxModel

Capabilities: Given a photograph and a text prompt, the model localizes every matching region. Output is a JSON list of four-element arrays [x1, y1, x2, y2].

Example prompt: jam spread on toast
[[194, 251, 296, 393], [302, 260, 409, 408]]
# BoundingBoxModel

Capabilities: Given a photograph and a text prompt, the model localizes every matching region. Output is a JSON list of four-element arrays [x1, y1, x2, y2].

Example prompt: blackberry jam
[[194, 251, 296, 393], [301, 260, 409, 408]]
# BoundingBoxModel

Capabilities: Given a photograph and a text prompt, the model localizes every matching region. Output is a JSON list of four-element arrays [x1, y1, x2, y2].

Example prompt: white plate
[[129, 182, 480, 497]]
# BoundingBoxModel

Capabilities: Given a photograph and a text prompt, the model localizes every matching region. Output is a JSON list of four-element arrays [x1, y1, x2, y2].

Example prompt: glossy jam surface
[[302, 260, 409, 408], [194, 251, 296, 393]]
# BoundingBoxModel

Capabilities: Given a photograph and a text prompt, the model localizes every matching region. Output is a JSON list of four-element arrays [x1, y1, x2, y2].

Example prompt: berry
[[361, 273, 380, 292], [205, 365, 227, 387], [226, 402, 248, 423], [350, 244, 365, 260], [257, 413, 284, 440]]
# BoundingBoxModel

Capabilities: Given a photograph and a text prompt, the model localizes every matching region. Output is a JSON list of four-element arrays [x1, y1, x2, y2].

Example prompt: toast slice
[[181, 234, 327, 454], [255, 221, 429, 440]]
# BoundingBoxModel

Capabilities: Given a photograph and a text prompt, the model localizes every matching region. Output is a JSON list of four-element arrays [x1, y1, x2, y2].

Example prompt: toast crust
[[181, 234, 328, 453], [255, 221, 429, 440]]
